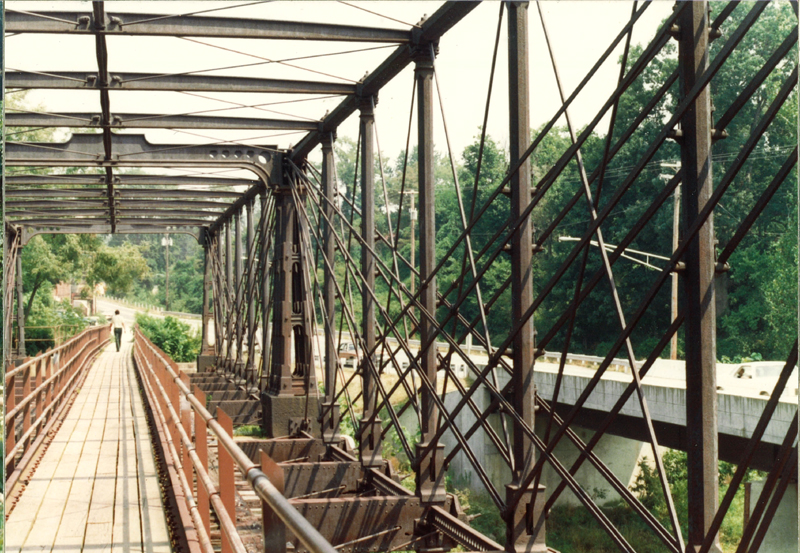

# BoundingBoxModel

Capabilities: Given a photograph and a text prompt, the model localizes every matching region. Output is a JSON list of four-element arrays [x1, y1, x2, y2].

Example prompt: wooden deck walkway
[[6, 335, 171, 553]]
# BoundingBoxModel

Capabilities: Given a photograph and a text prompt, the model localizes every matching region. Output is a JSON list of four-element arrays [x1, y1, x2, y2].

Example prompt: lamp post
[[162, 234, 172, 311]]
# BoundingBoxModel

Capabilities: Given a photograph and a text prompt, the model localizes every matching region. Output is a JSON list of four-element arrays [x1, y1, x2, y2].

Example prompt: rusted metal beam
[[7, 174, 257, 187], [356, 96, 381, 468], [412, 42, 445, 505], [290, 1, 480, 161], [320, 132, 340, 445], [6, 133, 280, 184], [505, 3, 544, 550], [6, 71, 356, 95], [6, 10, 411, 42], [678, 3, 721, 551], [6, 112, 320, 131]]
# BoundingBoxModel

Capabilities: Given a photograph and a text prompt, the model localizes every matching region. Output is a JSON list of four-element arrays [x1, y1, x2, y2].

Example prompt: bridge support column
[[506, 3, 545, 551], [198, 237, 217, 373], [413, 45, 445, 505], [223, 221, 234, 374], [320, 132, 341, 446], [245, 199, 258, 393], [260, 191, 271, 393], [214, 232, 225, 362], [16, 250, 26, 358], [356, 96, 382, 467], [261, 185, 318, 438], [678, 3, 721, 551], [234, 210, 246, 385]]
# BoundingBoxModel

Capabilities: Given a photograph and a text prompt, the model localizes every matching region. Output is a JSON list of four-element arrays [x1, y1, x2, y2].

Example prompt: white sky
[[6, 1, 676, 172]]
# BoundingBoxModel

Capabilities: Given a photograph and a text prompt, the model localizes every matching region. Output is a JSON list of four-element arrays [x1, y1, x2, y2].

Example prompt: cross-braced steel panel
[[4, 2, 797, 553]]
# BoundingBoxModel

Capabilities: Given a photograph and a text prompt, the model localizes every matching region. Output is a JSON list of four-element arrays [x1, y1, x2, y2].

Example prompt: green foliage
[[233, 425, 267, 438], [446, 474, 506, 546], [628, 450, 764, 551], [135, 313, 201, 362], [24, 293, 88, 356], [107, 233, 205, 314]]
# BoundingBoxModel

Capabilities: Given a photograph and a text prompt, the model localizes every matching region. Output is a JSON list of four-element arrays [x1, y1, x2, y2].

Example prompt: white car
[[717, 361, 799, 397]]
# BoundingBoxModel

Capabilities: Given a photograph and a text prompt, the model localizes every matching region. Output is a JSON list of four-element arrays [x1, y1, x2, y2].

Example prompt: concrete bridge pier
[[746, 480, 797, 553]]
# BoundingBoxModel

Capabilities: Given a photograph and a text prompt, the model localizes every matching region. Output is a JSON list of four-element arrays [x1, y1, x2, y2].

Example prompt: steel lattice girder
[[5, 9, 412, 42], [5, 174, 258, 188], [6, 71, 357, 94], [6, 112, 321, 131]]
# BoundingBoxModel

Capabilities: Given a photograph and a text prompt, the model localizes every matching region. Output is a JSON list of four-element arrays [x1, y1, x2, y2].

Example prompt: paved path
[[6, 336, 171, 553]]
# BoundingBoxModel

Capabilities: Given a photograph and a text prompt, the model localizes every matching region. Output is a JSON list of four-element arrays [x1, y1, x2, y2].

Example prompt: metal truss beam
[[290, 1, 480, 161], [6, 10, 411, 42], [18, 224, 203, 244], [6, 71, 356, 95], [6, 133, 280, 184], [208, 183, 267, 234], [11, 217, 213, 226], [7, 112, 320, 131], [7, 208, 221, 219], [6, 187, 242, 200], [6, 174, 257, 187], [6, 199, 230, 209]]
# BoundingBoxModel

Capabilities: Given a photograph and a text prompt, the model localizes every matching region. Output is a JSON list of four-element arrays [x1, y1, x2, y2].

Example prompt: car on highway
[[338, 342, 358, 368], [717, 361, 799, 397]]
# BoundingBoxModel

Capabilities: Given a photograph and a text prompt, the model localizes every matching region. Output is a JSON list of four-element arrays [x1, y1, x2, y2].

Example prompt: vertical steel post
[[413, 44, 446, 504], [357, 96, 382, 466], [246, 200, 256, 385], [215, 233, 225, 357], [247, 201, 255, 336], [234, 210, 245, 380], [225, 221, 234, 367], [678, 3, 720, 551], [269, 191, 295, 396], [201, 241, 212, 354], [260, 192, 271, 392], [321, 132, 340, 444], [16, 251, 26, 358], [506, 3, 545, 551]]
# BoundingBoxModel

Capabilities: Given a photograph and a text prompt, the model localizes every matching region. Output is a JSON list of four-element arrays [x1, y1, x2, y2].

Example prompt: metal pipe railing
[[133, 327, 337, 553], [5, 324, 111, 491]]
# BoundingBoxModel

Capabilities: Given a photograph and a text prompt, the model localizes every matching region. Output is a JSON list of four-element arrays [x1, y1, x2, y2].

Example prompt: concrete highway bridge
[[4, 2, 797, 553]]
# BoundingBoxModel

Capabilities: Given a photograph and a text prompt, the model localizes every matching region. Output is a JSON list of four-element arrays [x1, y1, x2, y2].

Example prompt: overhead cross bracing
[[5, 0, 462, 237], [5, 1, 799, 553]]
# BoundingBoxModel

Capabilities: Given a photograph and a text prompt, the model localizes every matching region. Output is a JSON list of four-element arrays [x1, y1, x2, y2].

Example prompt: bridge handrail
[[5, 325, 108, 381], [133, 327, 337, 553], [5, 324, 111, 492]]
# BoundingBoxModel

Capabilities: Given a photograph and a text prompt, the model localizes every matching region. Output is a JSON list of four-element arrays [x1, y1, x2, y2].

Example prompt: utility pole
[[403, 190, 418, 325], [660, 162, 681, 361], [162, 234, 172, 311]]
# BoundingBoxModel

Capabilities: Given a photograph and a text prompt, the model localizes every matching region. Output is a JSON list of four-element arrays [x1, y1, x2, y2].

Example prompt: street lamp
[[162, 234, 173, 311]]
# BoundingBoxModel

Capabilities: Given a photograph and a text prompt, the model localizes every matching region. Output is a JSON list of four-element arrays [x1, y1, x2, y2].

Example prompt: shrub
[[136, 313, 201, 362]]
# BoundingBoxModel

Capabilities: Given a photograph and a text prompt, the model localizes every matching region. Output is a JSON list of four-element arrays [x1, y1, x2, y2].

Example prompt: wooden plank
[[126, 349, 171, 553], [112, 344, 144, 553], [85, 350, 124, 553], [6, 341, 171, 553], [50, 352, 115, 551], [12, 348, 112, 552]]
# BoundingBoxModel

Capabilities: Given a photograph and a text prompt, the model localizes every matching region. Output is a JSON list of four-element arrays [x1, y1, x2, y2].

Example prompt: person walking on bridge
[[110, 310, 126, 352]]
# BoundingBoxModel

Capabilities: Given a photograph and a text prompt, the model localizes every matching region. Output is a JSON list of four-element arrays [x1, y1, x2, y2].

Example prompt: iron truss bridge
[[3, 2, 798, 553]]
